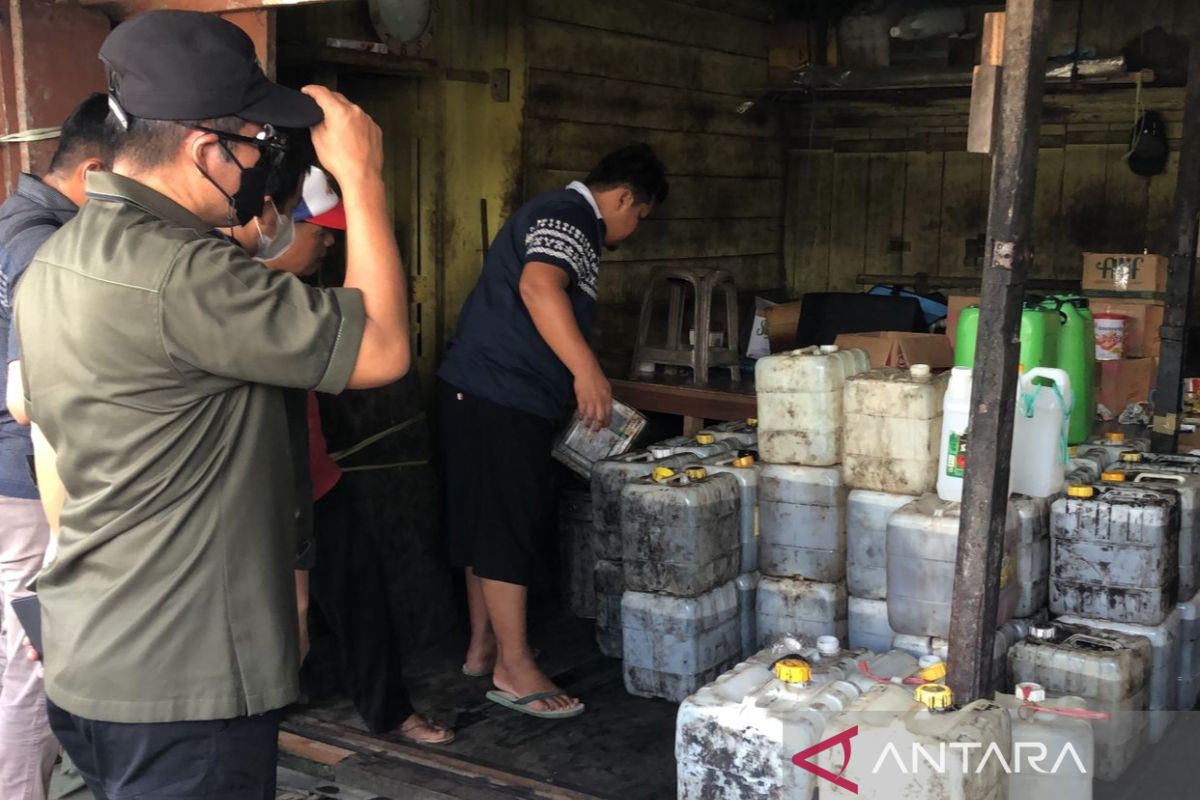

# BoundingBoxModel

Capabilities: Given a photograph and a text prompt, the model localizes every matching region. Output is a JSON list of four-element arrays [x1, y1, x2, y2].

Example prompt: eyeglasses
[[190, 123, 287, 154]]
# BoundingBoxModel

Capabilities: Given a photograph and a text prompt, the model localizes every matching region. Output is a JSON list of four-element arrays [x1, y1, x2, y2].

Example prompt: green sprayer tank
[[1040, 296, 1095, 445], [954, 303, 1061, 373]]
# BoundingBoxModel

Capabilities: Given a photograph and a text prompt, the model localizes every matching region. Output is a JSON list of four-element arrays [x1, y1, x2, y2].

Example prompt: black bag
[[1128, 110, 1169, 178]]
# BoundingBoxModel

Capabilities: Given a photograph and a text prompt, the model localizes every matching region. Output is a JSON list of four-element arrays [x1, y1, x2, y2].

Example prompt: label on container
[[946, 430, 968, 477]]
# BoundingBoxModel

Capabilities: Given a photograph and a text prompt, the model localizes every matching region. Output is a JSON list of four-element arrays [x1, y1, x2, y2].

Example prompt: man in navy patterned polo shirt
[[438, 144, 667, 718]]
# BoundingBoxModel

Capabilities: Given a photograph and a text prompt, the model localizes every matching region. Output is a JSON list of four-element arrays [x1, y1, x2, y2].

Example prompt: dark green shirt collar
[[85, 171, 210, 234]]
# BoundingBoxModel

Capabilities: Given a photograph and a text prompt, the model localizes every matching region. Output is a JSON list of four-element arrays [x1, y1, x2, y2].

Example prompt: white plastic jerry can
[[701, 452, 760, 574], [993, 683, 1095, 800], [847, 489, 917, 600], [675, 642, 919, 800], [594, 558, 625, 658], [842, 365, 949, 495], [1009, 494, 1053, 619], [756, 575, 847, 647], [1124, 469, 1200, 599], [646, 432, 739, 461], [591, 450, 698, 561], [1177, 589, 1200, 710], [698, 418, 758, 449], [621, 581, 740, 703], [1011, 368, 1073, 498], [620, 466, 741, 598], [758, 464, 847, 582], [820, 683, 1012, 800], [755, 346, 867, 466], [848, 596, 899, 655], [1008, 622, 1150, 782], [1083, 430, 1149, 467]]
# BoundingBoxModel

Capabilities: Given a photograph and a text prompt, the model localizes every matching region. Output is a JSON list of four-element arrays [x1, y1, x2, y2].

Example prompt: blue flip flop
[[485, 689, 585, 719]]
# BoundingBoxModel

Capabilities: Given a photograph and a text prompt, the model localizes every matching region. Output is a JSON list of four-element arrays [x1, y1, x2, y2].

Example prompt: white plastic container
[[937, 367, 973, 502], [819, 683, 1011, 800], [993, 684, 1095, 800], [698, 419, 758, 449], [676, 642, 918, 800], [893, 617, 1036, 693], [1008, 622, 1150, 782], [1010, 494, 1053, 618], [594, 558, 625, 658], [701, 453, 760, 574], [848, 596, 899, 654], [1050, 484, 1180, 626], [847, 489, 917, 600], [621, 581, 740, 702], [647, 433, 737, 461], [621, 467, 741, 597], [1056, 610, 1181, 743], [558, 484, 597, 619], [887, 494, 1019, 638], [592, 450, 697, 561], [1125, 470, 1200, 599], [735, 572, 758, 661], [1011, 368, 1073, 498], [1176, 589, 1200, 710], [843, 365, 949, 495], [756, 575, 847, 646], [758, 464, 847, 581], [755, 346, 867, 466], [1082, 431, 1148, 468]]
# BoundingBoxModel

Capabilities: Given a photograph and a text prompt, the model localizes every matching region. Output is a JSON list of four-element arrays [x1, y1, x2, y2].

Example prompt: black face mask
[[196, 141, 271, 227]]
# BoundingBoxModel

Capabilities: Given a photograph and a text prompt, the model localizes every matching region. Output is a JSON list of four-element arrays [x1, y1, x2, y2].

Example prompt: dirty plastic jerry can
[[847, 489, 917, 600], [1082, 431, 1148, 468], [887, 494, 1020, 638], [1120, 469, 1200, 599], [1176, 589, 1200, 710], [1011, 367, 1073, 498], [700, 453, 760, 574], [755, 345, 868, 466], [1010, 494, 1053, 618], [621, 466, 741, 597], [647, 432, 739, 461], [1066, 446, 1112, 485], [819, 682, 1011, 800], [842, 365, 949, 495], [892, 616, 1039, 693], [1118, 450, 1200, 471], [758, 464, 847, 582], [1050, 483, 1180, 626], [594, 559, 625, 658], [675, 640, 920, 800], [592, 450, 698, 561], [1056, 609, 1181, 744], [1008, 622, 1150, 782], [756, 575, 847, 646], [1046, 295, 1096, 445], [848, 596, 900, 654], [698, 418, 758, 449], [993, 683, 1095, 800], [558, 484, 597, 619], [735, 572, 758, 660], [621, 580, 740, 702]]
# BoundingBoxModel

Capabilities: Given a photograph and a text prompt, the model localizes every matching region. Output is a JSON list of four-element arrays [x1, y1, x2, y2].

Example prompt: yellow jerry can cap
[[651, 466, 676, 483], [696, 433, 716, 445], [1101, 471, 1126, 482], [773, 658, 812, 684], [1067, 446, 1078, 457], [1067, 484, 1095, 498], [1107, 432, 1126, 443], [914, 683, 954, 711], [684, 466, 708, 480], [1121, 450, 1143, 462], [746, 417, 758, 427], [732, 455, 755, 468], [919, 661, 948, 682]]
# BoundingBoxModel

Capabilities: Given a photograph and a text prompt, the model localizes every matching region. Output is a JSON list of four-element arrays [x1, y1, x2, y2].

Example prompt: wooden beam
[[1151, 29, 1200, 452], [948, 0, 1052, 704], [78, 0, 345, 20], [610, 378, 756, 422]]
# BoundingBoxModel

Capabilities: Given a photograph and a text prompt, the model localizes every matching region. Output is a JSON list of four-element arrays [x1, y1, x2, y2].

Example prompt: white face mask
[[253, 199, 296, 262]]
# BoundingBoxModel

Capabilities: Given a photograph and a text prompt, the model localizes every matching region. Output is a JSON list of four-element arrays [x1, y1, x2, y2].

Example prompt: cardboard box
[[1086, 298, 1164, 359], [1097, 357, 1158, 413], [946, 295, 980, 349], [834, 331, 955, 369], [764, 301, 802, 353], [1082, 252, 1169, 294]]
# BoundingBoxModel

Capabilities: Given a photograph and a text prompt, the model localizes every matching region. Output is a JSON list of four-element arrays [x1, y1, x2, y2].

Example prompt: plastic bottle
[[1011, 367, 1073, 498], [993, 684, 1095, 800], [937, 367, 973, 502]]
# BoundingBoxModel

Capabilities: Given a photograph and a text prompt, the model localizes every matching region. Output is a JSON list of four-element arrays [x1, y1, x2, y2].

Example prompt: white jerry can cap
[[1016, 682, 1047, 702], [816, 635, 841, 656]]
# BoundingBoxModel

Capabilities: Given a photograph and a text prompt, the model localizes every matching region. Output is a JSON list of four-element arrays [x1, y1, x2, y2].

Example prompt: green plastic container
[[1040, 296, 1095, 445], [954, 304, 1060, 373]]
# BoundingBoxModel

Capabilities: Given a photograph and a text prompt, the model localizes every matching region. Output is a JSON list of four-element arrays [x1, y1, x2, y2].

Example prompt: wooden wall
[[783, 0, 1196, 306], [522, 0, 782, 372]]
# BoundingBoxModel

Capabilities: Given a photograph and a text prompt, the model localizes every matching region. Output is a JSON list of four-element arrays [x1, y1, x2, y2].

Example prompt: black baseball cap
[[99, 10, 322, 128]]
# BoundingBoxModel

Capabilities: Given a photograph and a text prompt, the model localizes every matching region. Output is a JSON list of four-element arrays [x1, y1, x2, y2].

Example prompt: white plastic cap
[[816, 636, 840, 656], [918, 655, 943, 669], [820, 345, 840, 354], [910, 364, 931, 379], [1016, 682, 1046, 702]]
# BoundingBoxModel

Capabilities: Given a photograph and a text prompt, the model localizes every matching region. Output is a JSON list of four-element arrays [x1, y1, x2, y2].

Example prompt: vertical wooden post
[[1152, 30, 1200, 454], [947, 0, 1052, 703]]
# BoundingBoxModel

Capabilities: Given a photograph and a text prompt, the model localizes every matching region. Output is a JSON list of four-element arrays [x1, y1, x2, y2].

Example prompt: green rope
[[1020, 380, 1075, 465], [339, 459, 429, 474], [0, 126, 60, 144], [329, 412, 426, 463]]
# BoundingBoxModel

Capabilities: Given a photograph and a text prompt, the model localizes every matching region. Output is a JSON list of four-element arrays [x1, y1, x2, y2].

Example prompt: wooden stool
[[630, 267, 740, 384]]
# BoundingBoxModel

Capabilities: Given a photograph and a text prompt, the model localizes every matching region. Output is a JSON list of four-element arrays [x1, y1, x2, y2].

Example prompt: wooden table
[[612, 375, 757, 436]]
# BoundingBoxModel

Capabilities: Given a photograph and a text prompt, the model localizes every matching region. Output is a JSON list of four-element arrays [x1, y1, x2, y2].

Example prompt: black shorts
[[437, 379, 557, 586]]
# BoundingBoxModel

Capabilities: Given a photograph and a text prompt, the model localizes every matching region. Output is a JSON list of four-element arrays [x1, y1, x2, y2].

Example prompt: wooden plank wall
[[784, 0, 1196, 307], [523, 0, 782, 372]]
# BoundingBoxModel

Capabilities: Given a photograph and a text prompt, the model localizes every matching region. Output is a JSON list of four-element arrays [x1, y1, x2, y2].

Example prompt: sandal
[[396, 714, 456, 746], [485, 689, 585, 720]]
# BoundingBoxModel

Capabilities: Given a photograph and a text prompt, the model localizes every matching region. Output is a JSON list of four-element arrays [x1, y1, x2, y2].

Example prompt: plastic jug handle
[[1062, 633, 1121, 651], [1132, 472, 1185, 485]]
